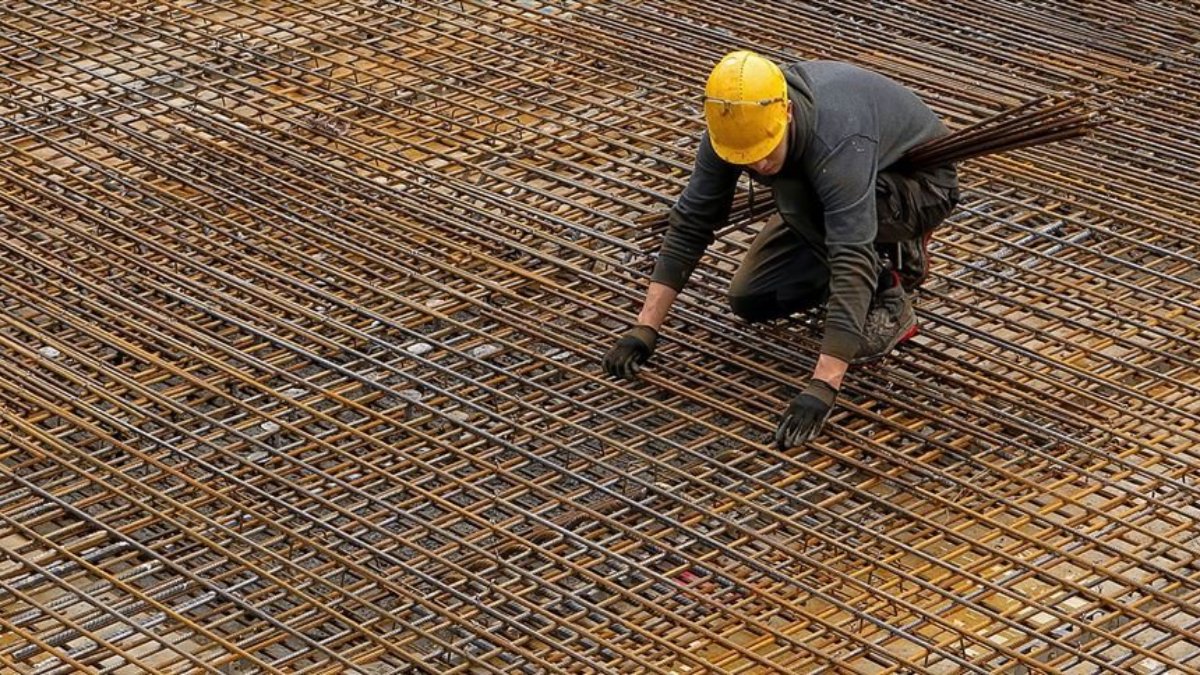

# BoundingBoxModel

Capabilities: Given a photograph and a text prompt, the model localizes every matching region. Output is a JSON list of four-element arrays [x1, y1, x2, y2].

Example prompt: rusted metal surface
[[0, 1, 1197, 673]]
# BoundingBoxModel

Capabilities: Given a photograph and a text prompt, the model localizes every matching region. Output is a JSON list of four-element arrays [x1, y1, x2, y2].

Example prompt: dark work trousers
[[727, 165, 959, 324]]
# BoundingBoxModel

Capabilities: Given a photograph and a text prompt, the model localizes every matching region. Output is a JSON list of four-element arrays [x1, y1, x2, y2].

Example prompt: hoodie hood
[[782, 64, 816, 165]]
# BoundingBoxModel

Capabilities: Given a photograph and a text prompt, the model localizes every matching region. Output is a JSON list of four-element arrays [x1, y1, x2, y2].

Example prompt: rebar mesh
[[1, 1, 1198, 673]]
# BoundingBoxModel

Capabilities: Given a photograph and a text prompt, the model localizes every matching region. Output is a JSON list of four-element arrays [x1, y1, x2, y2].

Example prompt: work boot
[[896, 229, 934, 292], [854, 271, 918, 364]]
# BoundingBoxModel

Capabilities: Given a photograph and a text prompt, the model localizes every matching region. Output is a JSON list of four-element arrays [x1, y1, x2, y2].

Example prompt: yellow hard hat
[[703, 51, 789, 165]]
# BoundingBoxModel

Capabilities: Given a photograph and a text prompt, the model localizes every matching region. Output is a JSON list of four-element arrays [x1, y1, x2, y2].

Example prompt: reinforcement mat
[[1, 1, 1198, 672]]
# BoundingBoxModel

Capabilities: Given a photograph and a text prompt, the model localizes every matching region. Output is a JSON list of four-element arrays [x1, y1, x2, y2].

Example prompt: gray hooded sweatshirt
[[651, 60, 950, 361]]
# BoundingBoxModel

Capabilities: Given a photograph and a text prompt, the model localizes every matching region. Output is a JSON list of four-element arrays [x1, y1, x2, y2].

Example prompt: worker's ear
[[785, 100, 794, 122]]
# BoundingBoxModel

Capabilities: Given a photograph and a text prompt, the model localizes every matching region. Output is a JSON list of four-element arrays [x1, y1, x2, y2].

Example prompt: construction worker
[[603, 51, 959, 449]]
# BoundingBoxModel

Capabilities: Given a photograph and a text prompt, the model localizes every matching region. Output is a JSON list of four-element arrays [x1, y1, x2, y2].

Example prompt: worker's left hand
[[774, 380, 839, 449]]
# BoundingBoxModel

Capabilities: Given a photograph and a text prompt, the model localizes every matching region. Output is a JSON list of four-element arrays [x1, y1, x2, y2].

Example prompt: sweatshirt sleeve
[[650, 132, 740, 291], [812, 135, 881, 361]]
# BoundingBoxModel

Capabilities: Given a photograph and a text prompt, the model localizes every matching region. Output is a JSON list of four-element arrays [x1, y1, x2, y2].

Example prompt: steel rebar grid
[[0, 1, 1197, 673]]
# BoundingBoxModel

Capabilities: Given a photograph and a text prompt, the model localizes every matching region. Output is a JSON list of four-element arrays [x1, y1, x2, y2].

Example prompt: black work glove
[[774, 380, 839, 450], [602, 325, 658, 380]]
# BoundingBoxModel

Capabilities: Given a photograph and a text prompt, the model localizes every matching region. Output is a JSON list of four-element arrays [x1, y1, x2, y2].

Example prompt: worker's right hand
[[602, 325, 658, 380]]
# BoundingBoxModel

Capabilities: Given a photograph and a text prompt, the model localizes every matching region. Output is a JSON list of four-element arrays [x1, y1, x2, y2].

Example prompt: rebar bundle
[[901, 94, 1108, 170], [0, 1, 1197, 673]]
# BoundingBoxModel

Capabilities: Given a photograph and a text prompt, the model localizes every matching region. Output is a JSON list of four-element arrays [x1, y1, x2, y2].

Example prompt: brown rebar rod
[[929, 119, 1108, 167], [2, 0, 1199, 672], [904, 96, 1086, 160], [902, 110, 1107, 170]]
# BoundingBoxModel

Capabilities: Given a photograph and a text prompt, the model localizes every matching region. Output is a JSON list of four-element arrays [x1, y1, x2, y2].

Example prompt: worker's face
[[745, 102, 792, 176]]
